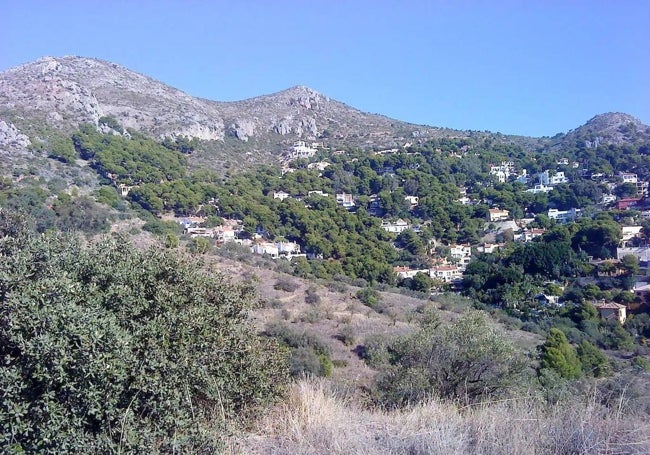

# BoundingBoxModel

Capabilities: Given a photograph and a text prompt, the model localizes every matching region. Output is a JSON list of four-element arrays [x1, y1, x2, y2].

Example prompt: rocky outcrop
[[229, 118, 256, 141], [0, 120, 31, 149]]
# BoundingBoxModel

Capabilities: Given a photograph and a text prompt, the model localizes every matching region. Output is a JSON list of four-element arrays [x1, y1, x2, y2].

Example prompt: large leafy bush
[[0, 209, 287, 453]]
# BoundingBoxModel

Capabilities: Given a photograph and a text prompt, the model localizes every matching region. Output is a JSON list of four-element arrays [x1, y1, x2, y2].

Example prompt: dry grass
[[228, 379, 650, 455]]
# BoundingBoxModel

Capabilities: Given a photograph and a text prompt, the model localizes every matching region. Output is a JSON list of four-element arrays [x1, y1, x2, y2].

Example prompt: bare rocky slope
[[1, 55, 648, 171]]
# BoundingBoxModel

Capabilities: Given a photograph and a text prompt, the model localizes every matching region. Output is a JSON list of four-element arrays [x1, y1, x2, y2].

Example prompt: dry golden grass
[[228, 379, 650, 455]]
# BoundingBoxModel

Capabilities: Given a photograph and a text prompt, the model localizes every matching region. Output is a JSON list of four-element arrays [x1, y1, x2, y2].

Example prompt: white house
[[516, 170, 529, 184], [336, 193, 355, 209], [277, 242, 301, 255], [290, 141, 317, 159], [601, 194, 617, 204], [526, 184, 553, 194], [307, 161, 331, 171], [394, 266, 430, 280], [449, 243, 472, 269], [618, 172, 649, 196], [617, 247, 650, 264], [252, 242, 279, 258], [458, 195, 473, 205], [214, 226, 237, 243], [405, 196, 419, 208], [548, 208, 581, 224], [186, 227, 212, 238], [429, 265, 463, 283], [620, 172, 638, 183], [594, 302, 627, 324], [487, 208, 510, 222], [489, 162, 516, 183], [449, 243, 472, 258], [621, 226, 643, 244], [534, 293, 560, 306], [381, 219, 410, 233], [476, 243, 505, 254], [273, 191, 290, 201], [520, 228, 546, 243], [539, 170, 569, 186]]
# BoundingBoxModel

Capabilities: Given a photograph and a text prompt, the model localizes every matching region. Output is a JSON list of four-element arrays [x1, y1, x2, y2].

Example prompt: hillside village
[[163, 134, 650, 326]]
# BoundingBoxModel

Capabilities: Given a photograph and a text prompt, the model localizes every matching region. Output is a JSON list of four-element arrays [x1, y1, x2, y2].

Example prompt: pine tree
[[540, 328, 582, 379]]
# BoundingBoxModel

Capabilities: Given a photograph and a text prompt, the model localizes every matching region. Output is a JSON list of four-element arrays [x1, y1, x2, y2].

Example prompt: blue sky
[[1, 0, 648, 137]]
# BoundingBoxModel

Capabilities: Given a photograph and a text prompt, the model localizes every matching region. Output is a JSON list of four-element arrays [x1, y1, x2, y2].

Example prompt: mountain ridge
[[1, 56, 648, 169]]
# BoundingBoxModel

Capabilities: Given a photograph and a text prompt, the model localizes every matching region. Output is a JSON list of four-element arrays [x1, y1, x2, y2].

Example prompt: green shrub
[[577, 340, 610, 377], [164, 232, 179, 248], [299, 307, 325, 323], [361, 334, 392, 369], [264, 321, 332, 378], [326, 280, 348, 293], [98, 115, 124, 134], [305, 286, 321, 305], [141, 218, 183, 236], [274, 277, 299, 292], [632, 356, 650, 372], [262, 298, 283, 309], [600, 320, 635, 351], [216, 241, 254, 260], [0, 210, 288, 453], [94, 185, 122, 208], [265, 321, 330, 355], [356, 287, 381, 308], [336, 324, 357, 346], [52, 195, 112, 234], [289, 348, 332, 377], [187, 236, 211, 254], [47, 135, 77, 163], [373, 311, 528, 406]]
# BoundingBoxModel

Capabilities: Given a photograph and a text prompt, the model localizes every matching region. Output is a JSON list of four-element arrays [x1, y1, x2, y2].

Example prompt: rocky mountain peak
[[563, 112, 650, 148], [583, 112, 645, 130]]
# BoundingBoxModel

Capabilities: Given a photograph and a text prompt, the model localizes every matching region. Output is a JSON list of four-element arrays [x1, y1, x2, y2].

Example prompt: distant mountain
[[0, 56, 648, 171], [554, 113, 650, 149], [0, 57, 451, 156]]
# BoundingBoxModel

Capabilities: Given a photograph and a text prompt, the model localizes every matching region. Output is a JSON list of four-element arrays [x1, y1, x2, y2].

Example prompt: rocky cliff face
[[0, 120, 32, 163]]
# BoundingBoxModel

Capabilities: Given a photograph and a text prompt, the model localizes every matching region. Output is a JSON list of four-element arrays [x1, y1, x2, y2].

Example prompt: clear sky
[[1, 0, 648, 137]]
